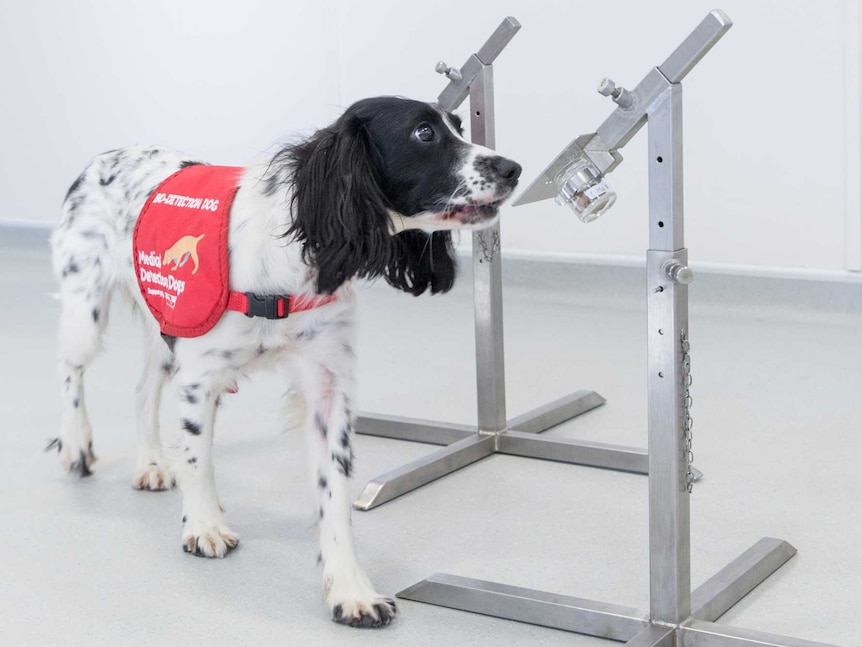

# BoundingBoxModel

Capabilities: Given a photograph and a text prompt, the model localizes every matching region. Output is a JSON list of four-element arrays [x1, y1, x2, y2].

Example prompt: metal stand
[[397, 11, 845, 647], [354, 17, 644, 512]]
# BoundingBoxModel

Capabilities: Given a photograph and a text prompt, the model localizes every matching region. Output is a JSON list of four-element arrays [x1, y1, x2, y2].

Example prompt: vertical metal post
[[646, 83, 691, 625], [470, 65, 508, 433]]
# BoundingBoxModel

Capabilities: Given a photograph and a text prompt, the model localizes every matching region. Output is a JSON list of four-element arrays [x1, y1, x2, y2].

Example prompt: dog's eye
[[414, 124, 435, 142]]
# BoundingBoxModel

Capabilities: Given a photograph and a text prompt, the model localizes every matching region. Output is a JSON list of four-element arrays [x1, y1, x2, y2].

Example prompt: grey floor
[[1, 242, 859, 647]]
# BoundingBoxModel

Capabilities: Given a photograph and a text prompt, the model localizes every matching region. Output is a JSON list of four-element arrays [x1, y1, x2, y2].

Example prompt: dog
[[48, 96, 521, 628], [162, 233, 205, 274]]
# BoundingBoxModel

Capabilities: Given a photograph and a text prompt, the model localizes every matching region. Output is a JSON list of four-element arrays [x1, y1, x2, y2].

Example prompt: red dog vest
[[133, 165, 336, 337]]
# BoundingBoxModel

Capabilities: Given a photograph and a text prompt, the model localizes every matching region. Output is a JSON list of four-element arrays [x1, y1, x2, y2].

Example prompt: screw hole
[[658, 329, 664, 335], [475, 111, 481, 116], [656, 156, 663, 163], [658, 221, 665, 228], [658, 372, 665, 378]]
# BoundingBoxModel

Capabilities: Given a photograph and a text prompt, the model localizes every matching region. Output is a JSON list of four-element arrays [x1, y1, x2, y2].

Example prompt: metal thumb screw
[[597, 78, 617, 96], [435, 61, 462, 82], [597, 77, 633, 109], [663, 261, 694, 285]]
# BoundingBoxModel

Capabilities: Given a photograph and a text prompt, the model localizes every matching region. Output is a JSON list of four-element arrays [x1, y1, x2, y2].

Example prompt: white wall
[[2, 0, 860, 274], [0, 0, 339, 217]]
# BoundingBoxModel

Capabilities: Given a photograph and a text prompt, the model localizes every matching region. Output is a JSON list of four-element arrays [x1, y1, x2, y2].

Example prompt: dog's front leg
[[300, 359, 396, 627], [175, 373, 238, 558]]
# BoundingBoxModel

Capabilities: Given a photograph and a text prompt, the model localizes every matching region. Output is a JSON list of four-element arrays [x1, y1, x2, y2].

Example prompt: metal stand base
[[398, 538, 837, 647], [354, 390, 650, 509], [355, 391, 704, 510]]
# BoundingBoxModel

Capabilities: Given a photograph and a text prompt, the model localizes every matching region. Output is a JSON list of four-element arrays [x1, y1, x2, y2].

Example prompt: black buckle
[[244, 293, 289, 319]]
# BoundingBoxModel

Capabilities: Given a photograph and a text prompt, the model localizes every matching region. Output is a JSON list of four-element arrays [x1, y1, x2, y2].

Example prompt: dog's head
[[279, 96, 521, 295], [348, 97, 521, 231]]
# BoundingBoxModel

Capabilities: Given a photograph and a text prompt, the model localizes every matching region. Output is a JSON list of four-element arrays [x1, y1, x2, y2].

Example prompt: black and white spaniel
[[49, 96, 521, 628]]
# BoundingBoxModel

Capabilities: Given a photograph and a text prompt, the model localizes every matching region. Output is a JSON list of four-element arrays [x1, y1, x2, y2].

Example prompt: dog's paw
[[46, 437, 97, 477], [331, 597, 397, 628], [132, 462, 175, 491], [181, 520, 239, 558], [324, 566, 397, 628]]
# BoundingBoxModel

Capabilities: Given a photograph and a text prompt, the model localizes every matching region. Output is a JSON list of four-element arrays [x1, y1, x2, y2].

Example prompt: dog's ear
[[386, 230, 457, 296], [286, 112, 393, 294]]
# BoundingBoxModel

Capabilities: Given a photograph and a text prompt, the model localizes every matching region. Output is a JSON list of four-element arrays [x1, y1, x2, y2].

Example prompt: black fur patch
[[73, 450, 93, 477], [182, 383, 200, 404], [61, 260, 79, 277], [318, 475, 328, 489], [332, 451, 353, 477], [64, 172, 86, 201], [182, 419, 202, 435], [161, 334, 177, 352], [92, 308, 100, 323]]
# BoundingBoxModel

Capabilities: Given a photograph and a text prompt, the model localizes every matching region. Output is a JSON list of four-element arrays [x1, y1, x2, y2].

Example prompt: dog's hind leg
[[49, 220, 116, 476], [297, 351, 396, 628], [131, 332, 175, 491]]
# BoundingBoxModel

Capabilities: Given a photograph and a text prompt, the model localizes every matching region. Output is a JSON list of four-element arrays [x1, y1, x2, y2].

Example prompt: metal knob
[[597, 77, 633, 109], [662, 261, 694, 285], [435, 61, 462, 82]]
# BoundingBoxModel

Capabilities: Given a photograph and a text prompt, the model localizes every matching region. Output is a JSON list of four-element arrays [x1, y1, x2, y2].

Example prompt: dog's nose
[[493, 158, 522, 181]]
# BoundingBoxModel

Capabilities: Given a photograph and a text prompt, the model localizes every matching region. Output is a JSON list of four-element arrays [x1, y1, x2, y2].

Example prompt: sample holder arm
[[514, 10, 732, 208]]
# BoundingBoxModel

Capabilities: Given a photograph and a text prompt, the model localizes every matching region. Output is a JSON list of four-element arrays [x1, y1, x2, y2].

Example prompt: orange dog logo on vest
[[163, 234, 205, 274]]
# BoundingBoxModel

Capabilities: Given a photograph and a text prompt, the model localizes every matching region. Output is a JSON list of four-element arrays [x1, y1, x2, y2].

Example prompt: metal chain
[[681, 329, 695, 493], [475, 229, 500, 263]]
